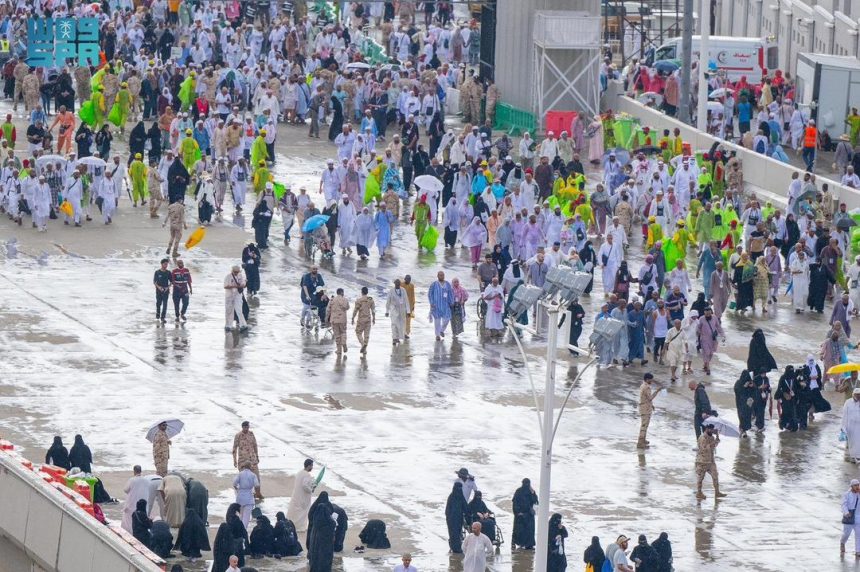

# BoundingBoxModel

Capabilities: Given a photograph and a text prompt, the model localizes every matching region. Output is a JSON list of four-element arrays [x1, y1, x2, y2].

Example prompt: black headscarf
[[129, 121, 147, 154], [651, 532, 673, 572], [579, 241, 596, 265], [332, 504, 348, 552], [211, 523, 234, 572], [691, 292, 708, 316], [175, 507, 210, 558], [468, 490, 490, 520], [273, 511, 303, 556], [747, 328, 777, 373], [131, 499, 153, 548], [358, 519, 391, 549], [306, 491, 333, 549], [45, 436, 71, 470], [307, 492, 336, 572], [249, 515, 276, 557], [226, 502, 248, 566], [68, 435, 92, 473], [150, 520, 174, 559], [185, 478, 209, 526], [584, 536, 606, 571]]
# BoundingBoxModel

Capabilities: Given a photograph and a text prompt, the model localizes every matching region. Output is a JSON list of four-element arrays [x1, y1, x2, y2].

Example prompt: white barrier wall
[[0, 453, 164, 572], [608, 90, 860, 209]]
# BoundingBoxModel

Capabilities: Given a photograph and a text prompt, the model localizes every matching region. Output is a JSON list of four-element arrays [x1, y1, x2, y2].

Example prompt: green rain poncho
[[178, 75, 196, 112], [180, 136, 200, 171], [250, 134, 268, 168]]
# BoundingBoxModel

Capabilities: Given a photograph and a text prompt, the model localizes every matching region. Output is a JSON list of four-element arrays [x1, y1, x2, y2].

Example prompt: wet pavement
[[0, 113, 857, 572]]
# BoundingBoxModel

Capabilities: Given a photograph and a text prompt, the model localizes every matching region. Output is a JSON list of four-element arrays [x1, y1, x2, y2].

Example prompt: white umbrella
[[146, 418, 184, 443], [346, 62, 372, 70], [413, 175, 443, 193], [77, 156, 106, 168], [708, 87, 734, 99], [702, 416, 740, 438], [638, 92, 663, 106], [706, 101, 723, 114], [35, 155, 68, 171]]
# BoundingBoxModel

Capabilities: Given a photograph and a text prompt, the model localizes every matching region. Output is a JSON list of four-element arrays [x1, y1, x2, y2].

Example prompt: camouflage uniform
[[152, 429, 171, 476], [695, 431, 721, 498], [352, 295, 376, 351], [127, 75, 142, 120], [233, 429, 262, 494], [21, 74, 41, 113], [102, 72, 120, 111], [74, 66, 92, 105], [12, 62, 27, 111]]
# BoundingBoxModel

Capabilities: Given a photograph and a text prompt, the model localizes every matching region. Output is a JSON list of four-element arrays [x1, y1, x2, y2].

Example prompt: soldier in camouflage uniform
[[74, 66, 92, 107]]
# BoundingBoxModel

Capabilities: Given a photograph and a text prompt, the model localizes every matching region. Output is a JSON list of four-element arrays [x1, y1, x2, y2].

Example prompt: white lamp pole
[[696, 0, 711, 131]]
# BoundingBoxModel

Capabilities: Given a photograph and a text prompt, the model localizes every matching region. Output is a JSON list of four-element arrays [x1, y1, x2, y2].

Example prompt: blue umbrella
[[302, 214, 330, 233], [653, 59, 680, 74]]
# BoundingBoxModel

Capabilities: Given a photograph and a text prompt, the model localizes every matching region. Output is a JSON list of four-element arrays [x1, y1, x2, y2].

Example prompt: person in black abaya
[[467, 491, 495, 543], [226, 502, 249, 566], [630, 534, 658, 571], [776, 365, 798, 432], [583, 536, 605, 572], [579, 242, 597, 294], [511, 478, 538, 550], [734, 370, 756, 436], [690, 292, 709, 317], [68, 434, 92, 473], [331, 504, 348, 552], [651, 532, 673, 572], [174, 508, 210, 558], [445, 481, 468, 553], [307, 492, 335, 572], [273, 511, 303, 557], [147, 122, 162, 163], [547, 513, 568, 572], [131, 499, 153, 548], [45, 436, 71, 470], [167, 158, 190, 204], [212, 523, 234, 572], [807, 262, 828, 313], [358, 519, 391, 549], [747, 329, 777, 374], [242, 243, 262, 296], [252, 200, 272, 249], [249, 514, 276, 557], [185, 478, 209, 526], [75, 122, 93, 157], [128, 121, 147, 166], [752, 370, 772, 432], [328, 96, 344, 142], [150, 520, 174, 559]]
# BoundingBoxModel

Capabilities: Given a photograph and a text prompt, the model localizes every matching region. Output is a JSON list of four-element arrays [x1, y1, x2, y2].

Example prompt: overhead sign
[[26, 17, 100, 67]]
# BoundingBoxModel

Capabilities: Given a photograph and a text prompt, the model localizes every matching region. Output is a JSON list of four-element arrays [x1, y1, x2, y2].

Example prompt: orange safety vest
[[803, 127, 817, 148]]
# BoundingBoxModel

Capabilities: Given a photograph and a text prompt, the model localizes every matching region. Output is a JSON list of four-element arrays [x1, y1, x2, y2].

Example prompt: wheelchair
[[462, 514, 504, 548], [305, 231, 335, 261]]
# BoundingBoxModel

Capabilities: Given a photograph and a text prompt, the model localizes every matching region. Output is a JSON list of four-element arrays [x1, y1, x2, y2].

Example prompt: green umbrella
[[314, 465, 326, 488]]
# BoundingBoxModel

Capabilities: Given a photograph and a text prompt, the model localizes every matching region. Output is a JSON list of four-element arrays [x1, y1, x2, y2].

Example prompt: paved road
[[0, 117, 854, 572]]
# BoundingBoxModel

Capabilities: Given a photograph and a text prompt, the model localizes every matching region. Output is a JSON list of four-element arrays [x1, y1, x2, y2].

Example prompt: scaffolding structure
[[532, 12, 602, 123]]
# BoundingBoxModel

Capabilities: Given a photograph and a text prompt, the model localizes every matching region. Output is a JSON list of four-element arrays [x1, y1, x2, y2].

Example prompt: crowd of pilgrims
[[44, 432, 395, 571], [443, 471, 675, 572]]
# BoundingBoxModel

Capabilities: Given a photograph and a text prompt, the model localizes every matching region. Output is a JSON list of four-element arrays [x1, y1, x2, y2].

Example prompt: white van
[[647, 36, 778, 81]]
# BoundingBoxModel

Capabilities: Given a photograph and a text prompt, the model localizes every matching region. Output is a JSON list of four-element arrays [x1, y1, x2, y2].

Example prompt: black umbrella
[[837, 217, 858, 230], [633, 145, 662, 156]]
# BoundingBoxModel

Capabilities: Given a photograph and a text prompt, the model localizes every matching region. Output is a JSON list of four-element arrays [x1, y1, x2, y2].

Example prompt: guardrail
[[606, 82, 860, 210], [494, 102, 537, 136], [0, 445, 165, 572]]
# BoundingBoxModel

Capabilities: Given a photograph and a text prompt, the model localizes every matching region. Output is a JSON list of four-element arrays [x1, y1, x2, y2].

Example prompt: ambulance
[[647, 36, 778, 82]]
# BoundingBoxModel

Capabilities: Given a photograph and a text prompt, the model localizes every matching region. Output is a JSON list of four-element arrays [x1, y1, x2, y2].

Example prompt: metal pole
[[534, 303, 559, 572], [696, 0, 710, 130], [678, 0, 694, 123]]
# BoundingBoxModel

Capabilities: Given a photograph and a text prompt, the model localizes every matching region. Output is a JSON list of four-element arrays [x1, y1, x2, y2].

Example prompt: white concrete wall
[[0, 452, 164, 572], [714, 0, 860, 75], [606, 89, 860, 209]]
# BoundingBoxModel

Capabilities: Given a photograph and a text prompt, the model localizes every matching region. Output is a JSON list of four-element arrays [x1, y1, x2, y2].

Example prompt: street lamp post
[[505, 268, 621, 572]]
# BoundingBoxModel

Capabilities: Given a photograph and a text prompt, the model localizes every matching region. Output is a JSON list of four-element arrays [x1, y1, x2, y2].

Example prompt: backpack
[[601, 559, 614, 572], [755, 138, 766, 154]]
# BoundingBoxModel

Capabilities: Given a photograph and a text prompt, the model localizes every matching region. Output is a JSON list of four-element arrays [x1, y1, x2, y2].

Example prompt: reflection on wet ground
[[0, 138, 853, 572]]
